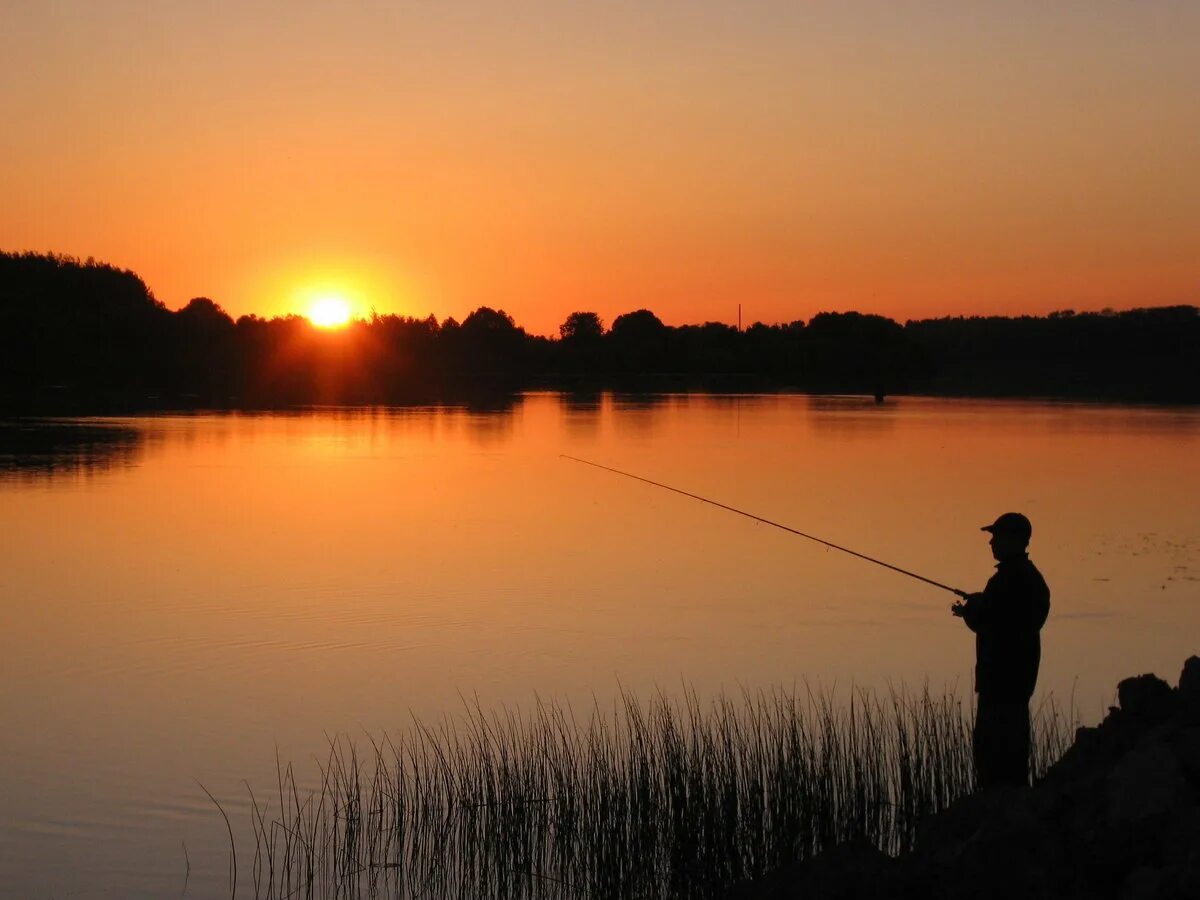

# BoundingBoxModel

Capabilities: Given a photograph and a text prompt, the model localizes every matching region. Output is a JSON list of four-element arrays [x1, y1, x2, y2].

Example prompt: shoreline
[[3, 382, 1198, 418], [727, 657, 1200, 900]]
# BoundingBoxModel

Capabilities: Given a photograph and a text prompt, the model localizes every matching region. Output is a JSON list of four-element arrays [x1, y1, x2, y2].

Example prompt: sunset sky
[[2, 1, 1196, 334]]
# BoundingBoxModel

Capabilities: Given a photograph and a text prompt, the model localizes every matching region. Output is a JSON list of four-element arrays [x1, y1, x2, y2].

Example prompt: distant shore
[[3, 251, 1197, 411]]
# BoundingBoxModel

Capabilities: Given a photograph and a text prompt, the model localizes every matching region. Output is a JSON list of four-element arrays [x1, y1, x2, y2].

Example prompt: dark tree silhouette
[[171, 297, 236, 396], [557, 311, 605, 373], [0, 251, 172, 398], [461, 306, 518, 336], [802, 311, 924, 392], [609, 309, 669, 372], [905, 306, 1200, 401], [560, 311, 604, 343], [177, 296, 234, 330], [674, 321, 741, 373], [610, 309, 665, 340], [2, 251, 1196, 408], [455, 306, 528, 375]]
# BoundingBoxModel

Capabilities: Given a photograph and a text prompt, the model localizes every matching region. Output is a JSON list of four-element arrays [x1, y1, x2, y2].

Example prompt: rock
[[1159, 804, 1200, 866], [1107, 740, 1192, 824], [1074, 822, 1155, 897], [781, 842, 896, 900], [1120, 866, 1169, 900], [727, 658, 1200, 900], [1044, 714, 1136, 787], [912, 785, 1012, 853], [1169, 727, 1200, 786], [1179, 656, 1200, 712], [723, 842, 896, 900], [1118, 674, 1177, 723], [1179, 821, 1200, 900], [941, 806, 1061, 899]]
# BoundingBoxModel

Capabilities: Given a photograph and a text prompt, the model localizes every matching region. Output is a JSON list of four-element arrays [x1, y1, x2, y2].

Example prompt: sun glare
[[308, 296, 353, 328]]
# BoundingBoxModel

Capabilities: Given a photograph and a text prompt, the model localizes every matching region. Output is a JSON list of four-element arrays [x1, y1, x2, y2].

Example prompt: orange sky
[[1, 2, 1197, 335]]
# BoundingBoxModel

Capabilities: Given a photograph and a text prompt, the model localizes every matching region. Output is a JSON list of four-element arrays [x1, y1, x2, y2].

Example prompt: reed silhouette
[[237, 684, 1075, 900]]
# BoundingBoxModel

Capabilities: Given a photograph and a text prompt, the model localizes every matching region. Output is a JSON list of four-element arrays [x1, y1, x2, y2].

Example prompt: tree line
[[1, 251, 1196, 409]]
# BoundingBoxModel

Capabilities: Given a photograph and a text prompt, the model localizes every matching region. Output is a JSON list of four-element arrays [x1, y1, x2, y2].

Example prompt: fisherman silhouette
[[951, 512, 1051, 788]]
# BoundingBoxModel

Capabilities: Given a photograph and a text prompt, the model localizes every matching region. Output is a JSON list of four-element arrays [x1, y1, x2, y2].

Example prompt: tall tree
[[559, 311, 604, 342]]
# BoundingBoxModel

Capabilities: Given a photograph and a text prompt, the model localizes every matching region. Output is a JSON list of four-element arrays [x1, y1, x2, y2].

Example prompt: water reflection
[[694, 393, 766, 439], [559, 389, 603, 440], [612, 391, 670, 439], [806, 395, 898, 437], [457, 395, 523, 446], [462, 410, 519, 447], [1, 395, 1199, 899], [0, 419, 144, 479], [456, 389, 523, 415]]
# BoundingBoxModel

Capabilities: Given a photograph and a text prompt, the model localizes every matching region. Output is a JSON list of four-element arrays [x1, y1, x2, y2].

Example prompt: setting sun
[[308, 296, 352, 328]]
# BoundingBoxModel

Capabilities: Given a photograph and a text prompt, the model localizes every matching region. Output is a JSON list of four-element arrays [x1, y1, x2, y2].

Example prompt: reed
[[242, 683, 1074, 899]]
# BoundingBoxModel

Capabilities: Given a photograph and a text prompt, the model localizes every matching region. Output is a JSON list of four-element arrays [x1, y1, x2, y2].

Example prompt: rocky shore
[[727, 657, 1200, 900]]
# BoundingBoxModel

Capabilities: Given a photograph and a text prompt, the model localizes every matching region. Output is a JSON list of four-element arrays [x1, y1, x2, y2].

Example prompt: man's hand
[[951, 592, 983, 618]]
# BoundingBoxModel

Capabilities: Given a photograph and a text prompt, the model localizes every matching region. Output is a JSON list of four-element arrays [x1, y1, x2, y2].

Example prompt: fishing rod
[[561, 454, 969, 598]]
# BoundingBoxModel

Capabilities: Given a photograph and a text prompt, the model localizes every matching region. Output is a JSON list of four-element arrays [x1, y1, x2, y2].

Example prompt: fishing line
[[561, 454, 968, 598]]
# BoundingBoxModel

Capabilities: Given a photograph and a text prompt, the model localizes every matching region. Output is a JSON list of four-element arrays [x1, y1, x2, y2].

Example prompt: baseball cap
[[981, 512, 1032, 542]]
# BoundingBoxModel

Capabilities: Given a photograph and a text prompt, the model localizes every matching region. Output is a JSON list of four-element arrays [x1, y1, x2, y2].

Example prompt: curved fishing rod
[[561, 454, 968, 599]]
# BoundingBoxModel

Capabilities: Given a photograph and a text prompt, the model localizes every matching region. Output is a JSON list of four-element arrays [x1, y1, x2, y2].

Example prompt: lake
[[1, 393, 1197, 898]]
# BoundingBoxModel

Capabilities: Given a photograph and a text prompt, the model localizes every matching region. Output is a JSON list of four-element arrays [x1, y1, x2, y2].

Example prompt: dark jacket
[[961, 555, 1051, 701]]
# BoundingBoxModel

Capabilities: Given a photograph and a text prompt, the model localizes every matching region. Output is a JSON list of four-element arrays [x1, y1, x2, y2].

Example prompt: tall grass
[[242, 684, 1074, 899]]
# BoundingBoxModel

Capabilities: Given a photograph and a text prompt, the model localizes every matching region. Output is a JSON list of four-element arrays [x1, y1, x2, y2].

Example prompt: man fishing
[[951, 512, 1051, 789], [561, 457, 1054, 787]]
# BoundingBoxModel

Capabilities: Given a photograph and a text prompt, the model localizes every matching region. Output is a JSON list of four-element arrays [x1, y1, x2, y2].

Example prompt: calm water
[[1, 394, 1197, 898]]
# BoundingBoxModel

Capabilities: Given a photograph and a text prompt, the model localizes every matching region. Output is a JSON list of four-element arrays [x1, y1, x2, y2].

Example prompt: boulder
[[1117, 674, 1176, 723], [1178, 811, 1200, 899], [1107, 739, 1192, 824], [1169, 727, 1200, 786], [723, 841, 895, 900], [1159, 804, 1200, 867], [908, 790, 1064, 900], [1120, 866, 1169, 900], [1179, 656, 1200, 713]]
